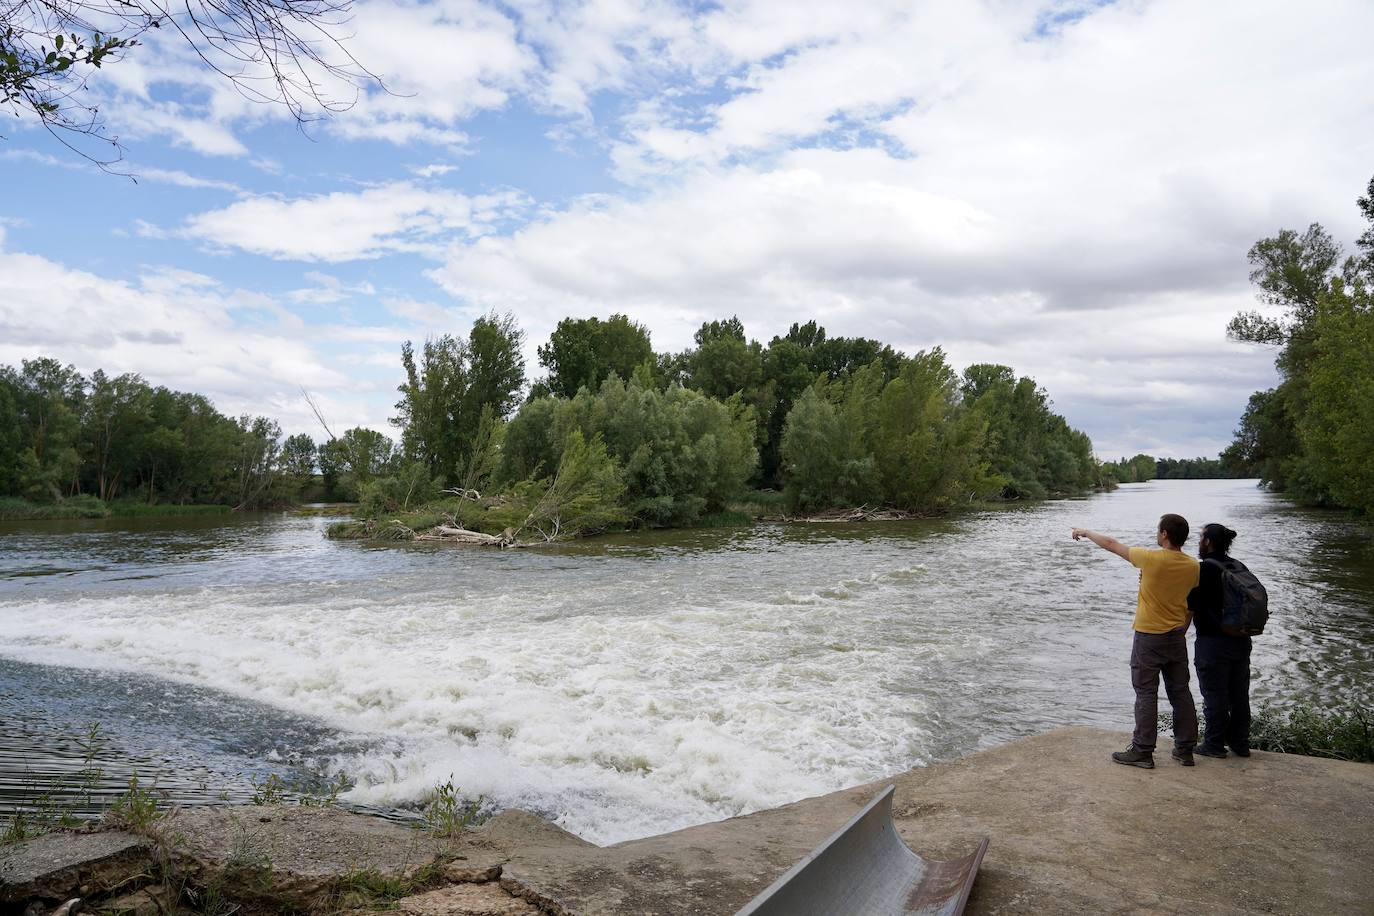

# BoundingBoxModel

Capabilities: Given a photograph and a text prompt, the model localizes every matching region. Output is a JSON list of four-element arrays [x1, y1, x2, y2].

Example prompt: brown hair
[[1158, 513, 1190, 549]]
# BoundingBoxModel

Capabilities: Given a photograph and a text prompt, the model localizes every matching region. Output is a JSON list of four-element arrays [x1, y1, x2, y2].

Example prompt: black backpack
[[1206, 558, 1269, 636]]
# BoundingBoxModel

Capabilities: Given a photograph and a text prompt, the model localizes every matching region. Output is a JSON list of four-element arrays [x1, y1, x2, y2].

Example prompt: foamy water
[[3, 481, 1371, 843]]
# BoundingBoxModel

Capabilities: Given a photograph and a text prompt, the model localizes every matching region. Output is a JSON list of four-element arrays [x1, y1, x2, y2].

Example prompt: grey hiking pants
[[1130, 628, 1198, 753]]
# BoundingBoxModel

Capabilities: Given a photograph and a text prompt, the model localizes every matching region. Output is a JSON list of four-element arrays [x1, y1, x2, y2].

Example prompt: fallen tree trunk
[[416, 525, 535, 548]]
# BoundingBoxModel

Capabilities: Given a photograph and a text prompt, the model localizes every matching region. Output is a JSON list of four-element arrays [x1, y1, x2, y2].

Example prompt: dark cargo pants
[[1195, 634, 1252, 752], [1131, 628, 1198, 753]]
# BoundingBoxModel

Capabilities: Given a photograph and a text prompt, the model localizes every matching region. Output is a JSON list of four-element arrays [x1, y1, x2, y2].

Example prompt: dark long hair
[[1201, 522, 1237, 554]]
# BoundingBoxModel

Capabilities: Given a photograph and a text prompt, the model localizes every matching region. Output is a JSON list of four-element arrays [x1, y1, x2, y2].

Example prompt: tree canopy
[[1224, 173, 1374, 515]]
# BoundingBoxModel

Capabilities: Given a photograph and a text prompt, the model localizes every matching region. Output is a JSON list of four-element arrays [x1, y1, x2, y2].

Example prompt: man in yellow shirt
[[1072, 514, 1201, 769]]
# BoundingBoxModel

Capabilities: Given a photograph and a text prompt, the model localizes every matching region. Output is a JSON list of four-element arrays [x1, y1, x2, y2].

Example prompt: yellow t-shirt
[[1127, 547, 1200, 633]]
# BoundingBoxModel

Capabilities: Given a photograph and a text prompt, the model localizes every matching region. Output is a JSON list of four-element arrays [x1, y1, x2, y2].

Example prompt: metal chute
[[736, 785, 988, 916]]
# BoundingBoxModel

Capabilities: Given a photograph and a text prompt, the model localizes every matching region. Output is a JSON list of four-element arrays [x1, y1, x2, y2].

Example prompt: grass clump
[[326, 861, 445, 912], [1250, 700, 1374, 762]]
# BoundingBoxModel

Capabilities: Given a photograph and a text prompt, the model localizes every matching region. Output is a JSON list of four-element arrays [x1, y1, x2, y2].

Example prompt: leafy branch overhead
[[0, 0, 381, 166]]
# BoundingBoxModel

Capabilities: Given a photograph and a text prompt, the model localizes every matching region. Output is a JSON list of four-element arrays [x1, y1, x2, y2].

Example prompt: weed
[[422, 778, 486, 837], [299, 771, 354, 807], [1, 721, 106, 846], [249, 769, 352, 807], [249, 773, 288, 805], [1, 810, 34, 846], [107, 773, 165, 832]]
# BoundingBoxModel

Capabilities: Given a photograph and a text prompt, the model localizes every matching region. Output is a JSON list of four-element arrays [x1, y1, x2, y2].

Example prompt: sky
[[2, 0, 1372, 459]]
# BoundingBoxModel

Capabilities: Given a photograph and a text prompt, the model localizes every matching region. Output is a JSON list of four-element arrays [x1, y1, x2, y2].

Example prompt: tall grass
[[730, 489, 786, 519], [106, 500, 232, 517], [0, 495, 109, 519], [0, 497, 231, 520]]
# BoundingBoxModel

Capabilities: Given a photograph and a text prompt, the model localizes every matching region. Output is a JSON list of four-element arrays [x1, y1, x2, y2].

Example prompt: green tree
[[7, 357, 85, 499], [870, 349, 988, 512], [1296, 288, 1374, 513], [537, 314, 654, 398], [394, 313, 525, 485], [230, 416, 282, 508], [1225, 174, 1374, 511], [500, 374, 757, 527], [778, 386, 842, 513], [686, 316, 764, 400], [323, 426, 394, 500], [279, 432, 317, 501], [82, 369, 151, 502], [490, 430, 627, 541]]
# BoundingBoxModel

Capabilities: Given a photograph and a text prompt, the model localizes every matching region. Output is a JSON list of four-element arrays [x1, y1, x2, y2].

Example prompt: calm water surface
[[2, 480, 1371, 843]]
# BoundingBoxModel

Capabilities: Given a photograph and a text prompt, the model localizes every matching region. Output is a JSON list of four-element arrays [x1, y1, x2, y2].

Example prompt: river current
[[2, 479, 1371, 843]]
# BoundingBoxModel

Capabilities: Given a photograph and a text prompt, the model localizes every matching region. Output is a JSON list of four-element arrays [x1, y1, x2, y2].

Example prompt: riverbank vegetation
[[7, 310, 1232, 538], [327, 315, 1120, 543], [1250, 700, 1374, 763], [1223, 173, 1374, 517], [0, 360, 294, 511]]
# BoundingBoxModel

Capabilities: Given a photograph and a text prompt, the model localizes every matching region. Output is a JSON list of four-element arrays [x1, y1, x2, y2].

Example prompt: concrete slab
[[0, 829, 152, 904], [499, 727, 1374, 916]]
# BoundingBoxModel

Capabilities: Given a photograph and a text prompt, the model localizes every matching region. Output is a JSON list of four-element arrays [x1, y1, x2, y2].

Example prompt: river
[[2, 479, 1371, 844]]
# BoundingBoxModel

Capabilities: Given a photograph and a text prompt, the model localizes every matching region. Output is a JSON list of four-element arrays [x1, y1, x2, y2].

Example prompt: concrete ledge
[[500, 727, 1374, 915], [4, 728, 1372, 915]]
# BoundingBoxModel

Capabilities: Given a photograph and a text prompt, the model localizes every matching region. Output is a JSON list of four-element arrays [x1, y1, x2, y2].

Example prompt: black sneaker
[[1196, 745, 1228, 759], [1171, 748, 1195, 767], [1229, 743, 1252, 758], [1112, 746, 1155, 769]]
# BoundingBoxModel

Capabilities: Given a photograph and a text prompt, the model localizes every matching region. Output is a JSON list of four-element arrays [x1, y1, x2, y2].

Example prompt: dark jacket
[[1188, 551, 1250, 638]]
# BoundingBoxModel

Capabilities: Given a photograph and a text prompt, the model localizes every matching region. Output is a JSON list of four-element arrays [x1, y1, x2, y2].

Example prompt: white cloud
[[289, 272, 379, 305], [180, 183, 531, 261], [411, 164, 459, 178], [6, 0, 1368, 459], [0, 251, 396, 435]]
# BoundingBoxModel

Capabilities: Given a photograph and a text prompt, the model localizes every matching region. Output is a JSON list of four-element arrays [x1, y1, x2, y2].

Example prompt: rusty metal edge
[[952, 836, 990, 915]]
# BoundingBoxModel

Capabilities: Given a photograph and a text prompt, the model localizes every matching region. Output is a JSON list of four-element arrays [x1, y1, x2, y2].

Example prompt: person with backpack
[[1072, 514, 1200, 769], [1188, 523, 1267, 758]]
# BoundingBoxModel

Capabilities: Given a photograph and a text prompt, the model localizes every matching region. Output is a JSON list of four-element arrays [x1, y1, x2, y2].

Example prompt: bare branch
[[1, 0, 386, 164]]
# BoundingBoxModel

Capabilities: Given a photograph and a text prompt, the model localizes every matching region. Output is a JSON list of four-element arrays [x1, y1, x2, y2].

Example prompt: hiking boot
[[1112, 746, 1155, 769], [1171, 748, 1195, 766], [1229, 743, 1252, 757], [1196, 744, 1228, 759]]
